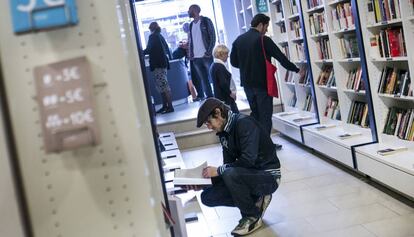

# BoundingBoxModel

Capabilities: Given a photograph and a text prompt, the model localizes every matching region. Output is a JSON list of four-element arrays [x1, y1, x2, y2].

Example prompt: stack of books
[[377, 67, 411, 96], [383, 107, 414, 141], [303, 94, 313, 111], [347, 101, 369, 128], [366, 0, 401, 24], [339, 34, 359, 58], [317, 65, 335, 86], [346, 67, 364, 91], [317, 38, 332, 59], [369, 26, 407, 58], [309, 13, 327, 35], [331, 2, 354, 31], [324, 97, 341, 120]]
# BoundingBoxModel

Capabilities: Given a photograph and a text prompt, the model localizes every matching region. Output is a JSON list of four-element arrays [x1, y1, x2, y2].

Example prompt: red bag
[[261, 36, 279, 98]]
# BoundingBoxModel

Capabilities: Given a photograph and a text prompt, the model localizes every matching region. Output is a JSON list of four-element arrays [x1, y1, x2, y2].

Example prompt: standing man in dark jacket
[[196, 98, 281, 236], [230, 14, 303, 146], [188, 4, 216, 101], [143, 22, 174, 114]]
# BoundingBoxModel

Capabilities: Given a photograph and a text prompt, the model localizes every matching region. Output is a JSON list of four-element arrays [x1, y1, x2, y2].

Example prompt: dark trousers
[[200, 167, 279, 218], [192, 57, 213, 98], [244, 87, 273, 135]]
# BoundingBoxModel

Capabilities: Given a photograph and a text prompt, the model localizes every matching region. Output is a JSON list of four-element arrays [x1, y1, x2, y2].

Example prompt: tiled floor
[[181, 135, 414, 237]]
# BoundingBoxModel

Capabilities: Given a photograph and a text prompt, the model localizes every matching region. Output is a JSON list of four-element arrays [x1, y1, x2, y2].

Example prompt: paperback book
[[173, 162, 212, 186]]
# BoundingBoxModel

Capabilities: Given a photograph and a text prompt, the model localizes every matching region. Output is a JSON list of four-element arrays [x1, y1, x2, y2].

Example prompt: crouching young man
[[196, 98, 281, 236]]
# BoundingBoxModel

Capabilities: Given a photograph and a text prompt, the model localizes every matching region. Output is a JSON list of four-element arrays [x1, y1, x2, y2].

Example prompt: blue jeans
[[192, 57, 213, 98], [244, 87, 273, 135], [200, 167, 279, 218]]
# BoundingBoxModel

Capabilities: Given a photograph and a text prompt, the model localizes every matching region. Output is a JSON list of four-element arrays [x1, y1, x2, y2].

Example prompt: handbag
[[261, 36, 279, 98]]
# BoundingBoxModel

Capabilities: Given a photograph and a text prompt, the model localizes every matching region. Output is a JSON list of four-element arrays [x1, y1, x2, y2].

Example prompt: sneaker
[[255, 195, 272, 218], [275, 143, 283, 150], [231, 216, 263, 236]]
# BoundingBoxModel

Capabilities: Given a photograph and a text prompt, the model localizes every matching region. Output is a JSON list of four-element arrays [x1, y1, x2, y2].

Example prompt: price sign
[[9, 0, 78, 33], [34, 56, 100, 153]]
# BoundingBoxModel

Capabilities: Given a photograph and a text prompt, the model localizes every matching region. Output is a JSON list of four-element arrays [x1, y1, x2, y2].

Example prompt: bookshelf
[[270, 0, 318, 143], [353, 0, 414, 198], [233, 0, 255, 33], [300, 0, 376, 169]]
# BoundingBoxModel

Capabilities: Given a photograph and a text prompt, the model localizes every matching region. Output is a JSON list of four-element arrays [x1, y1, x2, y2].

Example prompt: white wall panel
[[0, 1, 168, 237]]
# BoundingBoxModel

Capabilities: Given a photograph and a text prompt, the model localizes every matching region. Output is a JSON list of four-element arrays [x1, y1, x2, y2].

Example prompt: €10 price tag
[[34, 56, 100, 153]]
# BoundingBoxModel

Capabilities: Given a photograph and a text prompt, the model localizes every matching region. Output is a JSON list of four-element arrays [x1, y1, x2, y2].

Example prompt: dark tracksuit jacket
[[230, 28, 299, 89], [216, 112, 281, 177]]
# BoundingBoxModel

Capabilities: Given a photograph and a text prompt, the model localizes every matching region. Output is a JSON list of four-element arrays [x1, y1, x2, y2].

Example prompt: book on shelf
[[338, 131, 362, 139], [309, 12, 326, 35], [173, 162, 212, 186], [303, 93, 313, 112], [317, 65, 334, 86], [370, 27, 407, 58], [298, 65, 310, 85], [347, 101, 369, 128], [288, 0, 299, 15], [289, 20, 302, 39], [292, 115, 313, 122], [294, 43, 306, 61], [331, 2, 354, 31], [371, 0, 401, 23], [279, 111, 298, 117], [307, 0, 323, 9], [339, 34, 359, 58], [315, 123, 337, 130], [282, 45, 290, 59], [377, 146, 408, 156], [316, 38, 332, 59], [324, 97, 341, 120], [367, 0, 376, 25], [377, 67, 410, 96], [383, 108, 414, 141], [346, 66, 364, 91]]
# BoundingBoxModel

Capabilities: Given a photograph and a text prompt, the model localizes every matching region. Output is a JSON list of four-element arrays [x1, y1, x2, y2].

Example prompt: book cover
[[338, 132, 362, 139], [377, 147, 408, 156], [173, 162, 212, 186]]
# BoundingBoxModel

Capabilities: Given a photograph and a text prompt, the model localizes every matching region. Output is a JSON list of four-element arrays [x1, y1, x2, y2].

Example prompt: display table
[[145, 59, 189, 106]]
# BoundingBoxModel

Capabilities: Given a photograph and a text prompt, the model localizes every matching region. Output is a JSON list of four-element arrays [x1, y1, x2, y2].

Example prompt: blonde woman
[[209, 44, 239, 113]]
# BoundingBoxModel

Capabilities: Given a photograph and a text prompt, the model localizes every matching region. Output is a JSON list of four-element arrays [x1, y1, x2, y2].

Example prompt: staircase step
[[175, 128, 218, 150]]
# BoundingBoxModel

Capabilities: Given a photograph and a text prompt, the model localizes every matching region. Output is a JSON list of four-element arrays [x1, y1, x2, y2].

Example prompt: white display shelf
[[310, 32, 329, 39], [288, 13, 300, 20], [332, 27, 356, 35], [303, 122, 373, 149], [291, 37, 304, 42], [314, 59, 333, 64], [318, 85, 337, 92], [337, 58, 360, 63], [273, 110, 318, 127], [328, 0, 350, 6], [355, 143, 414, 176], [371, 57, 409, 62], [343, 89, 366, 96], [294, 60, 308, 64], [275, 18, 285, 24], [306, 4, 324, 13], [366, 18, 403, 29], [378, 93, 414, 102]]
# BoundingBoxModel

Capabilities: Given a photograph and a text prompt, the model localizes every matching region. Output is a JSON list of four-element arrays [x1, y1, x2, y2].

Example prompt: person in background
[[172, 22, 197, 100], [196, 98, 281, 236], [143, 22, 174, 114], [188, 4, 216, 101], [230, 14, 303, 149], [209, 44, 239, 113]]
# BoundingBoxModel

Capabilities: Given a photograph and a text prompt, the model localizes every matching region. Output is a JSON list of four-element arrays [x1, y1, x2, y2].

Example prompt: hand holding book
[[202, 166, 218, 178]]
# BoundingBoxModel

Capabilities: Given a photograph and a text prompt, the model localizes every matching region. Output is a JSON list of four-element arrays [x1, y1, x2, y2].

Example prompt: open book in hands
[[173, 161, 212, 186]]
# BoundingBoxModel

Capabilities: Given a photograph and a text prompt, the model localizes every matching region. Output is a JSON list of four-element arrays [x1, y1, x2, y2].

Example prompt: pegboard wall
[[0, 1, 168, 237]]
